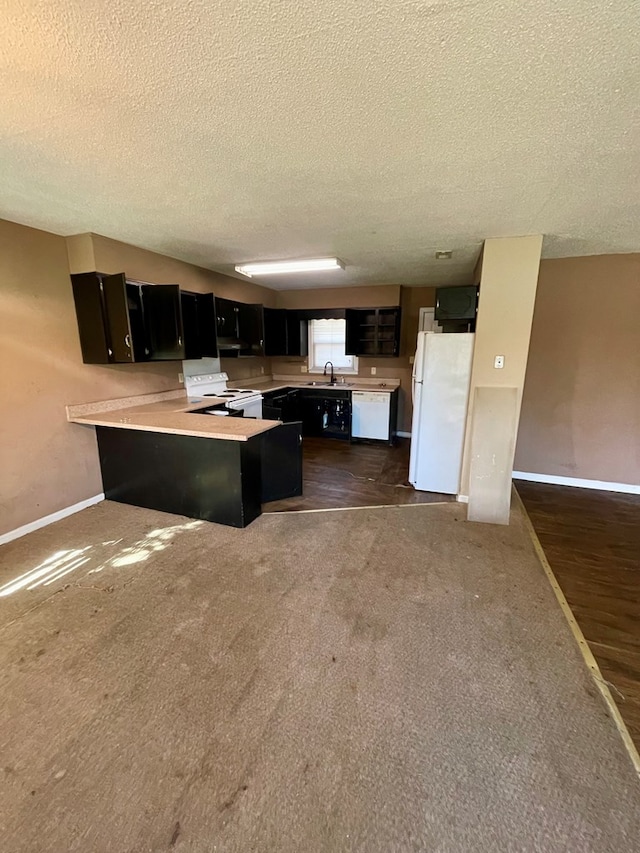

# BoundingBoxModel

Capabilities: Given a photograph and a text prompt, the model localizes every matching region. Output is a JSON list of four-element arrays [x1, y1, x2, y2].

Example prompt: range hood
[[218, 336, 250, 356], [218, 338, 247, 350]]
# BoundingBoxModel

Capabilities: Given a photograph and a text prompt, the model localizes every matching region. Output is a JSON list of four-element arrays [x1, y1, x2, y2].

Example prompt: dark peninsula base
[[95, 423, 303, 528]]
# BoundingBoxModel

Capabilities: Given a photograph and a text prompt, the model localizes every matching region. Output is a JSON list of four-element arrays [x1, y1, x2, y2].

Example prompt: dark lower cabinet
[[260, 421, 303, 503], [301, 389, 351, 440], [262, 388, 301, 422], [95, 421, 303, 527], [96, 426, 262, 528]]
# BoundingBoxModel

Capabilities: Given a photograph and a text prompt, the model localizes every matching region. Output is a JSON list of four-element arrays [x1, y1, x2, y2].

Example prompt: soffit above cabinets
[[1, 0, 638, 290]]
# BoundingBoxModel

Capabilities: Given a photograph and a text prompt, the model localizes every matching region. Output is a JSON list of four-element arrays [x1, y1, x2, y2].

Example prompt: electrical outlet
[[301, 365, 308, 373], [494, 355, 505, 369], [260, 366, 264, 374], [178, 372, 184, 383], [371, 367, 377, 376], [409, 356, 414, 364]]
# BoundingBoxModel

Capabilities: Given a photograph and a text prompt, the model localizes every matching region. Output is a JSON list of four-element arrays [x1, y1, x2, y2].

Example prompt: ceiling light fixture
[[234, 258, 345, 277], [435, 250, 453, 260]]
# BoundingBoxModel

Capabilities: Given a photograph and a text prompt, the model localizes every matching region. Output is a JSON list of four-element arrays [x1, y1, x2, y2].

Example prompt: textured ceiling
[[1, 0, 639, 290]]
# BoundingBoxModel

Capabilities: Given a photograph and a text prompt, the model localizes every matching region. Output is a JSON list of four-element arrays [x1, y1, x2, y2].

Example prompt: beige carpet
[[0, 500, 639, 852]]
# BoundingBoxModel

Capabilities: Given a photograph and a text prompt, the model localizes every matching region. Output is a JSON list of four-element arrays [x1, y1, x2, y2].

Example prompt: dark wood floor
[[516, 481, 640, 751], [264, 437, 454, 512]]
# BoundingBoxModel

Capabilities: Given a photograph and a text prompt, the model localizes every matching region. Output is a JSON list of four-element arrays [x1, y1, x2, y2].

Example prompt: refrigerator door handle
[[411, 377, 422, 406]]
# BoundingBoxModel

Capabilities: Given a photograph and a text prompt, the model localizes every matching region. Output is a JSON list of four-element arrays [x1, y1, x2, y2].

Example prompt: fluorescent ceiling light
[[235, 258, 345, 277]]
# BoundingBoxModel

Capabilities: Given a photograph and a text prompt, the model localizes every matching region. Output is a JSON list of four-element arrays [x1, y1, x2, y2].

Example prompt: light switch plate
[[494, 355, 505, 369], [178, 372, 184, 383], [371, 367, 377, 375]]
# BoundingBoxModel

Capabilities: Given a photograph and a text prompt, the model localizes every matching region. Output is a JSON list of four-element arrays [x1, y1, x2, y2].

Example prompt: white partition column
[[460, 235, 543, 525]]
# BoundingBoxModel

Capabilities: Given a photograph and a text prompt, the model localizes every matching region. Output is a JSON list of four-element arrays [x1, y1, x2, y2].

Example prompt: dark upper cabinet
[[196, 292, 219, 357], [263, 308, 308, 357], [180, 291, 200, 360], [71, 272, 113, 364], [263, 308, 287, 356], [435, 285, 478, 321], [71, 271, 189, 364], [104, 275, 147, 362], [345, 307, 402, 357], [216, 297, 265, 356], [238, 303, 265, 357], [286, 312, 309, 357], [143, 283, 185, 360], [71, 271, 150, 364], [215, 296, 241, 352], [181, 291, 218, 360]]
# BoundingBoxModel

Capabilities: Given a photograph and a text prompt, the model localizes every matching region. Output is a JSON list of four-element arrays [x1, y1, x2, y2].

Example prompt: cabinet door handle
[[108, 348, 113, 357], [124, 334, 131, 349], [178, 336, 183, 346]]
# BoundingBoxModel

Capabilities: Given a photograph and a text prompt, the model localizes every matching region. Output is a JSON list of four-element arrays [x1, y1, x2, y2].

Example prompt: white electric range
[[184, 372, 264, 418]]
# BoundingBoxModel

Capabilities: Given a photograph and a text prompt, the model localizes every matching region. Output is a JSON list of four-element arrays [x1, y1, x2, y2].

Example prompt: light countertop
[[67, 392, 279, 442], [251, 376, 401, 394], [66, 377, 400, 442]]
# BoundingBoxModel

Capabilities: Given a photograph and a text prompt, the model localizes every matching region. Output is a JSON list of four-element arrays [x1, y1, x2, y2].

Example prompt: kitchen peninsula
[[67, 391, 300, 527]]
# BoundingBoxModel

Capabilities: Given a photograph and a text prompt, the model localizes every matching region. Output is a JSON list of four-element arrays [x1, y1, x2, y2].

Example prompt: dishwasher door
[[351, 391, 391, 440]]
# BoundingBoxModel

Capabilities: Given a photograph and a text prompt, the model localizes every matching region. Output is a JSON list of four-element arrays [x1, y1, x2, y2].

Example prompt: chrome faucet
[[323, 361, 336, 384]]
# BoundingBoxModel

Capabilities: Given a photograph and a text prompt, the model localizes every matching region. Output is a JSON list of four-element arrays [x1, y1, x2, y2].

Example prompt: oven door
[[226, 395, 263, 418]]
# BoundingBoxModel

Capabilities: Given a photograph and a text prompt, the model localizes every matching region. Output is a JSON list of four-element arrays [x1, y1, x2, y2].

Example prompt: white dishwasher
[[351, 391, 391, 440]]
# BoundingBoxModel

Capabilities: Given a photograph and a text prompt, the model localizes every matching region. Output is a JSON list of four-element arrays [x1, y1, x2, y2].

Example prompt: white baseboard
[[396, 431, 412, 438], [512, 471, 640, 496], [0, 494, 105, 546]]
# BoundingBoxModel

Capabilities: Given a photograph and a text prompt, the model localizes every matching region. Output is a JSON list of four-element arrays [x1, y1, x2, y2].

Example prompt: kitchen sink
[[305, 381, 353, 387]]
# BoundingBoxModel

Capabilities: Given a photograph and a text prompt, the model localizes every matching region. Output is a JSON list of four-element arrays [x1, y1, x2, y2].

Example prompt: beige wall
[[276, 285, 401, 310], [271, 284, 436, 432], [515, 254, 640, 485], [0, 221, 182, 534], [460, 235, 543, 500]]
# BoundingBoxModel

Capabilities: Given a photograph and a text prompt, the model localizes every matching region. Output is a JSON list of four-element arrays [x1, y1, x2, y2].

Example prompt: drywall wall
[[0, 220, 182, 535], [460, 235, 543, 512], [514, 254, 640, 485], [272, 284, 436, 433], [89, 235, 277, 307], [276, 285, 401, 311]]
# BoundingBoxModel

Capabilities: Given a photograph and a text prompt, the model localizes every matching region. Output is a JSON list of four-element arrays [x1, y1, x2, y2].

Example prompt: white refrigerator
[[409, 332, 475, 494]]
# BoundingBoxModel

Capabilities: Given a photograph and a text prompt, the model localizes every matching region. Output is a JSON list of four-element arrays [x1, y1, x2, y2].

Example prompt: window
[[307, 319, 358, 374]]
